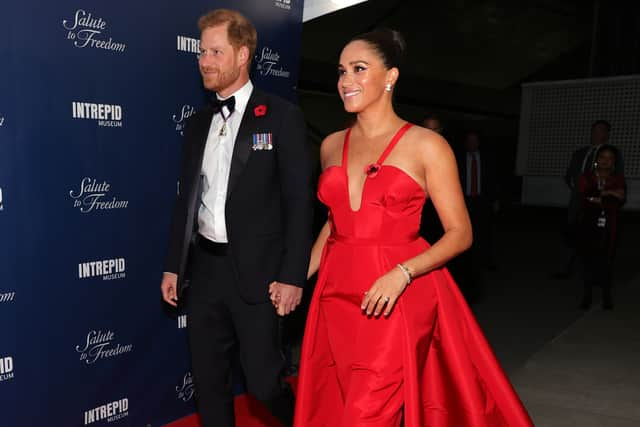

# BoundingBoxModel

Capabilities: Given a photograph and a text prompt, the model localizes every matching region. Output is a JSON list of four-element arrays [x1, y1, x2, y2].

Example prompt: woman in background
[[578, 145, 625, 310]]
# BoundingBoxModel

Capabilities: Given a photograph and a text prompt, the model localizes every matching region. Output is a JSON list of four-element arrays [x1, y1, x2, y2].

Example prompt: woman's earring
[[385, 83, 392, 92]]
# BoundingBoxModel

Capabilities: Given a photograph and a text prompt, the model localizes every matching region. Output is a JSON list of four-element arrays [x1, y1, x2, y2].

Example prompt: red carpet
[[164, 378, 297, 427]]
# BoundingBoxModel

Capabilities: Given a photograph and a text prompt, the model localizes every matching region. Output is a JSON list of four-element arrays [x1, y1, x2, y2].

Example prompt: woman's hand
[[361, 267, 408, 317], [588, 196, 602, 204]]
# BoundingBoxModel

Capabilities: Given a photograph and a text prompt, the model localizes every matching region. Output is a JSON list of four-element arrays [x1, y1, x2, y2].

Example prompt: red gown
[[294, 123, 533, 427]]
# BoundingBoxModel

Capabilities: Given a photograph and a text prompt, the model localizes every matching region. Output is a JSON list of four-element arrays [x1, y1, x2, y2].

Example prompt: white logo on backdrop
[[76, 330, 133, 365], [0, 116, 5, 127], [84, 398, 129, 425], [69, 178, 129, 213], [173, 104, 196, 136], [275, 0, 292, 10], [62, 10, 126, 53], [0, 187, 3, 211], [177, 35, 200, 54], [78, 258, 126, 281], [0, 356, 14, 382], [72, 101, 123, 127], [255, 47, 291, 79], [0, 291, 15, 303], [176, 372, 195, 402]]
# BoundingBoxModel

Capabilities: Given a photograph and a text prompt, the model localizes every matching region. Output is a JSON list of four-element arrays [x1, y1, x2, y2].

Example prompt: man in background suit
[[455, 129, 499, 302], [419, 113, 446, 243], [160, 9, 313, 427], [556, 120, 624, 279]]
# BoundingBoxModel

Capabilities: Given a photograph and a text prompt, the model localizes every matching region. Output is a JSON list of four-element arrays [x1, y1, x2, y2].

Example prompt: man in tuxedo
[[556, 120, 624, 278], [419, 113, 446, 243], [455, 130, 499, 302], [160, 9, 312, 427]]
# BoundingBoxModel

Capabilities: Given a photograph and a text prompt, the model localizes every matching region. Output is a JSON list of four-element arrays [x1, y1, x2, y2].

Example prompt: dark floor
[[470, 206, 640, 426]]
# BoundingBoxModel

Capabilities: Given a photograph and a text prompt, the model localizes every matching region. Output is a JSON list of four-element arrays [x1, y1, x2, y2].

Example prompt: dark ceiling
[[299, 0, 594, 116]]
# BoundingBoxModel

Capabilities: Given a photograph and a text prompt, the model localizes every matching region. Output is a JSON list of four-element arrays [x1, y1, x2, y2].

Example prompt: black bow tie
[[211, 95, 235, 114]]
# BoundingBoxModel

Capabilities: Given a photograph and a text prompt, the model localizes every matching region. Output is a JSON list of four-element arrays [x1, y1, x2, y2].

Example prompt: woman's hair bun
[[349, 28, 406, 69]]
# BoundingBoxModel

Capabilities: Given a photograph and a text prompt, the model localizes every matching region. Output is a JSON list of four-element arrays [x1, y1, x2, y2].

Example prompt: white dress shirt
[[465, 151, 482, 196], [198, 80, 254, 242]]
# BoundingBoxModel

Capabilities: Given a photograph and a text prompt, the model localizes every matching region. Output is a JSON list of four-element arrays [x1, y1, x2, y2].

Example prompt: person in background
[[556, 120, 624, 279], [419, 113, 445, 243], [455, 129, 499, 302], [422, 113, 444, 135], [577, 145, 625, 310]]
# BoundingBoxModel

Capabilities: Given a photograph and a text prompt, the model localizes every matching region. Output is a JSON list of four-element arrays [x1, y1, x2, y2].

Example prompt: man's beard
[[202, 66, 241, 93]]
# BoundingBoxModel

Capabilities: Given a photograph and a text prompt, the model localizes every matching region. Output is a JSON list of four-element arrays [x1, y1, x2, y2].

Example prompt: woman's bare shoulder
[[406, 125, 454, 158], [320, 129, 348, 167]]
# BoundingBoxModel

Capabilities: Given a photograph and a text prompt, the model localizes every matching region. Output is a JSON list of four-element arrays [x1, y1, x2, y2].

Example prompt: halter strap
[[342, 122, 414, 168], [342, 128, 352, 167]]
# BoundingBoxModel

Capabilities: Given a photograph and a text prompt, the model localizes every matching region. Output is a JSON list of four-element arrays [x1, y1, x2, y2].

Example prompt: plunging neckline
[[343, 123, 413, 212]]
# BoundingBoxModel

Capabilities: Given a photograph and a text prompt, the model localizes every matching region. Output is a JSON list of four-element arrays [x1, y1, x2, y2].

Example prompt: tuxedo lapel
[[189, 107, 214, 197], [186, 107, 213, 228], [177, 106, 214, 289], [226, 90, 266, 201], [195, 107, 215, 162]]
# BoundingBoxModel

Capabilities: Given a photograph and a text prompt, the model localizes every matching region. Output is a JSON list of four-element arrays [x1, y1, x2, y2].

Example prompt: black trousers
[[583, 260, 612, 300], [186, 243, 294, 427], [453, 196, 491, 302], [581, 244, 613, 304]]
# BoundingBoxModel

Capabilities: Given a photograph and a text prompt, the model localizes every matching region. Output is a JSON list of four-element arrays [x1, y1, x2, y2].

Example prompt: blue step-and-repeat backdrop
[[0, 0, 303, 425]]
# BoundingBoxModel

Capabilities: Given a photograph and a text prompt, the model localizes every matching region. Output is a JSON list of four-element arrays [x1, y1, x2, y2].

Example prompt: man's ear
[[238, 46, 250, 67]]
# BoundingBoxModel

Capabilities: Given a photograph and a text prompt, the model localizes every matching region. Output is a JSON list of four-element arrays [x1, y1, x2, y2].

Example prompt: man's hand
[[161, 272, 179, 307], [268, 282, 302, 316]]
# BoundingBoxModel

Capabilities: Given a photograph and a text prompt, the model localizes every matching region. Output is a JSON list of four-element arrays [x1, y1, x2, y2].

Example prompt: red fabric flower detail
[[254, 104, 267, 117], [365, 163, 381, 178]]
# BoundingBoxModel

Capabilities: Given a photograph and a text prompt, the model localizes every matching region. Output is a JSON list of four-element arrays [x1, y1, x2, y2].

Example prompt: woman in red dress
[[291, 29, 533, 426], [578, 145, 626, 310]]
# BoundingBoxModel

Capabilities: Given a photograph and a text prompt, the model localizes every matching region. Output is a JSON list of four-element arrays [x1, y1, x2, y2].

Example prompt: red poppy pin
[[254, 104, 267, 117], [365, 163, 381, 178]]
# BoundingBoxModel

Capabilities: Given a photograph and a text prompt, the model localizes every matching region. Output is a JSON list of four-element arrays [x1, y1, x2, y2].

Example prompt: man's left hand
[[268, 281, 302, 316]]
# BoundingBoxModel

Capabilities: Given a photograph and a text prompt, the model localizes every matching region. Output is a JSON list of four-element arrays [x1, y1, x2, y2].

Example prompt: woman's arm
[[601, 189, 625, 200], [401, 134, 472, 278], [601, 176, 626, 200], [307, 220, 331, 279], [361, 131, 472, 316], [578, 174, 593, 196], [306, 131, 342, 279]]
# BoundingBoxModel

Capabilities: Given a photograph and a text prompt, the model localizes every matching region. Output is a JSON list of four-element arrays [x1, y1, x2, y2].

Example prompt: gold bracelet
[[397, 263, 412, 285]]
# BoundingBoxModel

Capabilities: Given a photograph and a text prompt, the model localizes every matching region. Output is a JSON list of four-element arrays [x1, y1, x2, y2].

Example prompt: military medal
[[252, 133, 273, 151]]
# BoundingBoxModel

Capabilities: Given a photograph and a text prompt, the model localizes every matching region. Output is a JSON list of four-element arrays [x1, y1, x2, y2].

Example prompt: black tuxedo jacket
[[165, 88, 313, 304]]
